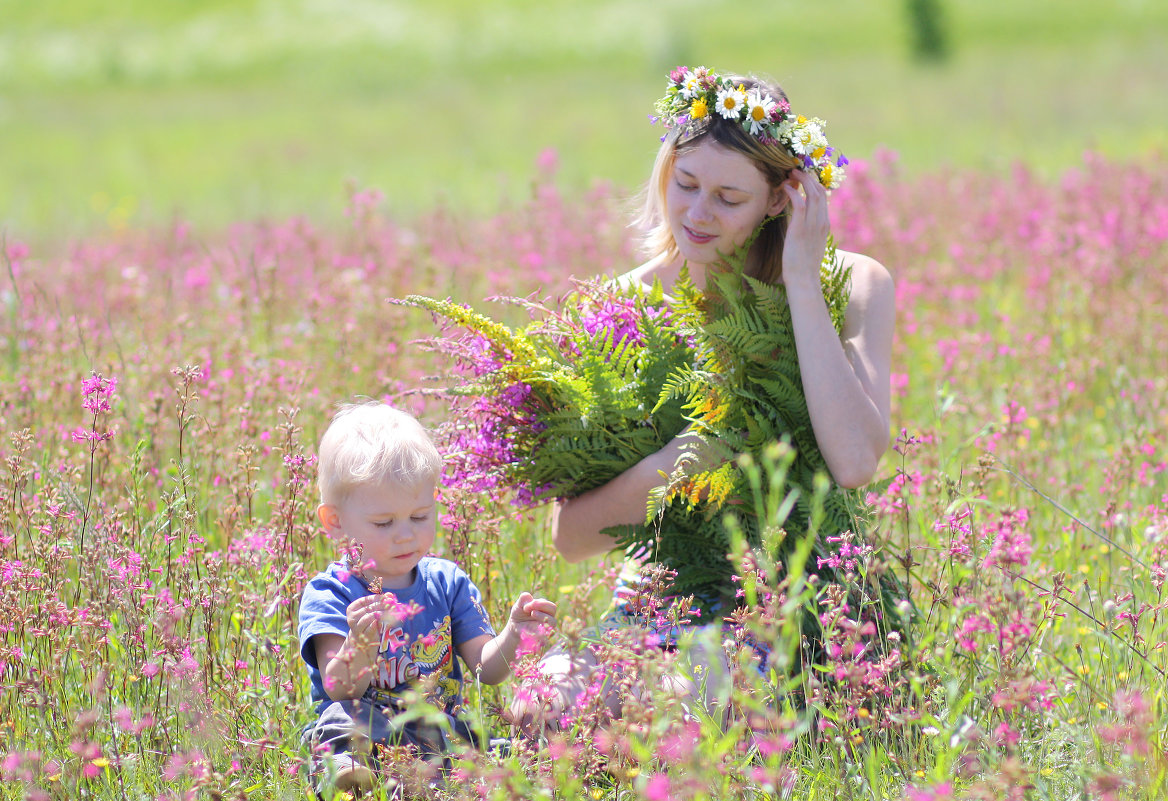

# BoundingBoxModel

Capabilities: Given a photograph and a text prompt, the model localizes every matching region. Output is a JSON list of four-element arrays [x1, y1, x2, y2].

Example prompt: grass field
[[2, 153, 1167, 799], [2, 0, 1166, 236], [2, 2, 1168, 799]]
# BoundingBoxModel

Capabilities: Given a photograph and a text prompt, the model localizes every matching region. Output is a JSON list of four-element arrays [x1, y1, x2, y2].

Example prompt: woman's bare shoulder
[[836, 249, 895, 336], [836, 249, 892, 289], [836, 249, 887, 298]]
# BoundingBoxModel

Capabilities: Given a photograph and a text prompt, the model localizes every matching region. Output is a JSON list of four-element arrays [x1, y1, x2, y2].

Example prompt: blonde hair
[[635, 74, 802, 285], [317, 401, 441, 505]]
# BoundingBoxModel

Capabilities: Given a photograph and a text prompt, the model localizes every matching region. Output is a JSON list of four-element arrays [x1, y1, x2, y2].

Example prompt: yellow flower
[[811, 146, 826, 160], [819, 165, 834, 187], [691, 98, 709, 119], [91, 758, 110, 768], [797, 115, 808, 124], [751, 105, 767, 122]]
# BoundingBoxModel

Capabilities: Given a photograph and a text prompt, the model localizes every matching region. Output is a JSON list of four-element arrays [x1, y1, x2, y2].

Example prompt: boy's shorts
[[303, 698, 477, 792]]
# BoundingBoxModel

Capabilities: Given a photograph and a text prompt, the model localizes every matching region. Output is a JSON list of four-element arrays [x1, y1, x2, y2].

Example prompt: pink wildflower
[[644, 773, 672, 801]]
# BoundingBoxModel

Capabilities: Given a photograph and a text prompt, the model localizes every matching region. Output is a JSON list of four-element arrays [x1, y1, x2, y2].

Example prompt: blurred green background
[[2, 0, 1166, 238]]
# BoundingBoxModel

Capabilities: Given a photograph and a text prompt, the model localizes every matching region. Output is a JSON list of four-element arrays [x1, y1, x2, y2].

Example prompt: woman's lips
[[684, 226, 715, 244]]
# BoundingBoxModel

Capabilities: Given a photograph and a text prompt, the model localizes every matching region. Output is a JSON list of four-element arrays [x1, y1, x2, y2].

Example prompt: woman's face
[[665, 139, 787, 267]]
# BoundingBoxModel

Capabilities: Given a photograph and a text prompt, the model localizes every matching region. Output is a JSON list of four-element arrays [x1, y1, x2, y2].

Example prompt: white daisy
[[744, 90, 777, 135], [715, 85, 747, 120], [680, 70, 702, 99]]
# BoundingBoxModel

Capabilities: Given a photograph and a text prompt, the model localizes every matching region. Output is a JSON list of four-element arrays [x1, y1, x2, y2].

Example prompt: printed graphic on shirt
[[366, 614, 459, 707]]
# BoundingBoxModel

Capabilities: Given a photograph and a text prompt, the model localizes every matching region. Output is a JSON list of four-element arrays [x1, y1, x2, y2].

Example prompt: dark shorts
[[302, 698, 478, 778]]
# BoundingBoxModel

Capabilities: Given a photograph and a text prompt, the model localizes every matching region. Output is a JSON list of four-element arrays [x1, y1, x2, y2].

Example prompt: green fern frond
[[400, 294, 539, 362]]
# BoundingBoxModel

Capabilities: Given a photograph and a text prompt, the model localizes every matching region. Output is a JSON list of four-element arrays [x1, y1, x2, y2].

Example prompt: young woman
[[512, 66, 895, 730]]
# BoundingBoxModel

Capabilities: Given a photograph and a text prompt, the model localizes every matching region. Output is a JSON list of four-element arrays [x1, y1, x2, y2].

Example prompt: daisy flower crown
[[651, 65, 848, 189]]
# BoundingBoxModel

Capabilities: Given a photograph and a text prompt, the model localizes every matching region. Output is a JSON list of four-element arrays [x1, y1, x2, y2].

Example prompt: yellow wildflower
[[691, 97, 709, 119]]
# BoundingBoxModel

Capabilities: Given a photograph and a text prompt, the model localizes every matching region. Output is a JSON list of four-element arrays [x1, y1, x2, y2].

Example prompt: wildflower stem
[[997, 566, 1166, 680], [994, 461, 1147, 569]]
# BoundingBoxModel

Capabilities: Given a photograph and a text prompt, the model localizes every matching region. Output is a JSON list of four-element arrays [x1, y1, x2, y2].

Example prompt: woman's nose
[[688, 194, 713, 223]]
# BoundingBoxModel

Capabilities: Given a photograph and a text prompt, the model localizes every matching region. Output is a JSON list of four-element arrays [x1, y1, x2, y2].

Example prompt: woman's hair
[[317, 401, 442, 505], [635, 74, 801, 285]]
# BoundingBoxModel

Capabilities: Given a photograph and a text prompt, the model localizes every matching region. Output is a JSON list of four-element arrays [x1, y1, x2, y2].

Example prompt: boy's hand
[[508, 591, 557, 632], [345, 593, 394, 652], [466, 592, 557, 685]]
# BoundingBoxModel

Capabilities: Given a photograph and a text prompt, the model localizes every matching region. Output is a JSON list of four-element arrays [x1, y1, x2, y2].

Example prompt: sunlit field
[[1, 149, 1166, 798], [3, 0, 1168, 798], [3, 0, 1167, 236]]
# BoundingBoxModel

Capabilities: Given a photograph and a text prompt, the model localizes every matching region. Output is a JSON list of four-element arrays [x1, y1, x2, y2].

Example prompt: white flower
[[788, 119, 826, 156], [715, 84, 747, 120], [680, 70, 702, 99], [744, 90, 777, 135], [774, 118, 797, 150]]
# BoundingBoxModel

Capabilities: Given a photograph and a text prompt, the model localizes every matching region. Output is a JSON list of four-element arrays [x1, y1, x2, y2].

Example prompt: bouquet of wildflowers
[[400, 280, 693, 510], [402, 238, 900, 624]]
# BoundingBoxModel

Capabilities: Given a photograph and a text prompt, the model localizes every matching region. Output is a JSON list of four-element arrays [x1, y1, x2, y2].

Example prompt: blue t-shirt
[[298, 557, 495, 715]]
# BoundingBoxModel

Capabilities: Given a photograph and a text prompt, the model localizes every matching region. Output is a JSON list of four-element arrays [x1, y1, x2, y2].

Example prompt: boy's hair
[[317, 401, 442, 505]]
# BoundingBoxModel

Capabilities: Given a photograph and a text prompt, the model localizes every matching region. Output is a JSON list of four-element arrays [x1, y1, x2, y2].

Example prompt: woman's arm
[[781, 171, 894, 488], [551, 435, 700, 562]]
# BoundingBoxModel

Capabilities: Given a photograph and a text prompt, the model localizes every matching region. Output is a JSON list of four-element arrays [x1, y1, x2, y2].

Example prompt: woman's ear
[[766, 182, 791, 217], [317, 503, 341, 534]]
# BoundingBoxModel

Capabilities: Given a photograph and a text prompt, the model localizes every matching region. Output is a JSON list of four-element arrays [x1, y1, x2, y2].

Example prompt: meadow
[[2, 1, 1168, 799], [2, 150, 1166, 799], [3, 0, 1167, 235]]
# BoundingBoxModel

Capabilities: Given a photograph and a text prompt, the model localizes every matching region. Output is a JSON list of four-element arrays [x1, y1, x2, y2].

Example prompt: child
[[298, 401, 557, 795]]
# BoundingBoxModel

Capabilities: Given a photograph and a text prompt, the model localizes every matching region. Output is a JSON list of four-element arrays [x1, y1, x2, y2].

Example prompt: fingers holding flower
[[509, 591, 558, 629], [345, 593, 392, 652]]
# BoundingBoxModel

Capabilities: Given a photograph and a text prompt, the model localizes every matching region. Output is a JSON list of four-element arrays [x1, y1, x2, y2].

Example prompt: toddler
[[298, 401, 556, 795]]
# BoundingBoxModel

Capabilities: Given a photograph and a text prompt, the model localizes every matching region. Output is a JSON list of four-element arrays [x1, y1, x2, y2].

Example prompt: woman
[[513, 66, 895, 730]]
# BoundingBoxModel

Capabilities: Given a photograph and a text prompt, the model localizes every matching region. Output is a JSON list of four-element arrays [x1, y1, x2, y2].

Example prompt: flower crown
[[651, 66, 847, 189]]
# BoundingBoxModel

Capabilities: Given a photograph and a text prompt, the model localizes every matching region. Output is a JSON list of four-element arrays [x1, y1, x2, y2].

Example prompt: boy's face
[[317, 477, 437, 590]]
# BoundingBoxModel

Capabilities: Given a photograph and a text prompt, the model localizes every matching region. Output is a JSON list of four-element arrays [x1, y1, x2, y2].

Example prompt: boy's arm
[[458, 592, 556, 685], [316, 594, 388, 701]]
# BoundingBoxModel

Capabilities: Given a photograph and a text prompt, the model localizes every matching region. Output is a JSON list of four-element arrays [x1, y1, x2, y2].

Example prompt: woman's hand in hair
[[779, 169, 832, 292]]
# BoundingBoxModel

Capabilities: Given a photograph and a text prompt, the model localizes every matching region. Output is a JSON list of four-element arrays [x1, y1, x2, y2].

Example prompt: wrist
[[341, 634, 375, 661], [783, 271, 822, 299], [499, 620, 521, 647]]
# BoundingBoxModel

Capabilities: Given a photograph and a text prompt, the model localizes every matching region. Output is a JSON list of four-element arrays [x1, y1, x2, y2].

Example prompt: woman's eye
[[410, 515, 430, 522], [719, 196, 742, 207], [676, 180, 697, 192], [375, 520, 395, 528]]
